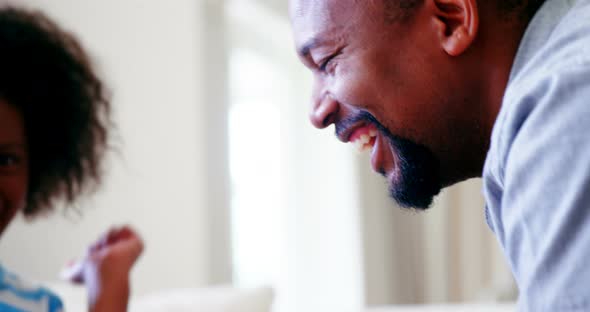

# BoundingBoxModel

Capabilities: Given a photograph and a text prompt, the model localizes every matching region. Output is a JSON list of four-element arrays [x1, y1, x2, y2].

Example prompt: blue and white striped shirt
[[0, 264, 63, 312]]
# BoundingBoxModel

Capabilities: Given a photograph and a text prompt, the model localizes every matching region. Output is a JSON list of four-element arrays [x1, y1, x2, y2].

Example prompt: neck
[[453, 10, 532, 180], [478, 14, 531, 150]]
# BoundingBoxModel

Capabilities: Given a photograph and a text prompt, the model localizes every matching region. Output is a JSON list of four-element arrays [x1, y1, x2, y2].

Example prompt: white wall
[[0, 0, 224, 295]]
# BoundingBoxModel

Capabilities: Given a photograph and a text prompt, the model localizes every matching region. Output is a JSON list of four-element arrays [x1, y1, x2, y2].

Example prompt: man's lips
[[346, 124, 378, 152], [339, 123, 387, 173], [339, 122, 376, 143], [371, 132, 389, 176]]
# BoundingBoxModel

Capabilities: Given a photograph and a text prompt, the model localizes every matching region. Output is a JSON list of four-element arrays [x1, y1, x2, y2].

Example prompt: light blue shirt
[[0, 264, 63, 312], [483, 0, 590, 310]]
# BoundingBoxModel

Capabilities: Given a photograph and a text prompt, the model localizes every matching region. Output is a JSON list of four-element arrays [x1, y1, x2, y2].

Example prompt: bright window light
[[229, 49, 285, 288]]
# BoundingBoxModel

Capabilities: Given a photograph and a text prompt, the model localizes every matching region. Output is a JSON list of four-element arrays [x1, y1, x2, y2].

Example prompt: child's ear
[[428, 0, 479, 56]]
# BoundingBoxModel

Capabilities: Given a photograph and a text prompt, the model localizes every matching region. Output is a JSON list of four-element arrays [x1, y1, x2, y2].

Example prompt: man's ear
[[429, 0, 479, 56]]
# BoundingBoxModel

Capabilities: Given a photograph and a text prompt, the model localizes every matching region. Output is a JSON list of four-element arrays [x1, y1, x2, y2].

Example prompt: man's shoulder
[[509, 1, 590, 92], [494, 64, 590, 169], [493, 2, 590, 159], [502, 0, 588, 86], [486, 8, 590, 189]]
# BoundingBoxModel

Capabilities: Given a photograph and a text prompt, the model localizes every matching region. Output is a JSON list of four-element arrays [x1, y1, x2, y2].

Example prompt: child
[[0, 6, 143, 312]]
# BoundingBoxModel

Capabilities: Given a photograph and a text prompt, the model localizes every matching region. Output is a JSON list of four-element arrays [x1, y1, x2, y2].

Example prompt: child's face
[[0, 99, 28, 235]]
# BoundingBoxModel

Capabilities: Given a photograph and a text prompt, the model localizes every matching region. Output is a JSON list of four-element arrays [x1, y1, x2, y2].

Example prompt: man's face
[[291, 0, 482, 208]]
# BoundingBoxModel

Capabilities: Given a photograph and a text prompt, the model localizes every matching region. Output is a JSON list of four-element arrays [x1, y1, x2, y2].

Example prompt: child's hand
[[86, 225, 144, 281], [63, 226, 144, 312]]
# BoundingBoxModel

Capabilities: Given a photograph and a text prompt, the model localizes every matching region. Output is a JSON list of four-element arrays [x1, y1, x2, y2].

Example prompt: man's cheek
[[333, 74, 375, 109]]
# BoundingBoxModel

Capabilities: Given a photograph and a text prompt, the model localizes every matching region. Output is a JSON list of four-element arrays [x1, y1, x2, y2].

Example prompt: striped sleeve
[[0, 265, 64, 312]]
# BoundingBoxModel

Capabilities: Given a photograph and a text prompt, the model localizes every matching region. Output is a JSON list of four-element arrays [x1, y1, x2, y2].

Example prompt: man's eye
[[319, 55, 336, 72]]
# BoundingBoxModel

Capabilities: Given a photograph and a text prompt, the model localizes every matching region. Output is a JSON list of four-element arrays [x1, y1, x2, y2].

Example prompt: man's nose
[[310, 93, 339, 129]]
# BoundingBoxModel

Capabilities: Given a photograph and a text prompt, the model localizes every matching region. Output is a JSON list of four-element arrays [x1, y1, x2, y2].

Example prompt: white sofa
[[365, 303, 515, 312], [46, 282, 516, 312], [45, 282, 274, 312], [129, 286, 275, 312]]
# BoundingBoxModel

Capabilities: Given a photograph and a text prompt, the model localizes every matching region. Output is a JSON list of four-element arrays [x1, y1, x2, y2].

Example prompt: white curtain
[[359, 168, 517, 305]]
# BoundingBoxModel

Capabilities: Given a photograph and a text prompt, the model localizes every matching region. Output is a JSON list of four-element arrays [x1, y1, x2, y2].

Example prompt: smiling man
[[291, 0, 519, 209], [291, 0, 590, 310]]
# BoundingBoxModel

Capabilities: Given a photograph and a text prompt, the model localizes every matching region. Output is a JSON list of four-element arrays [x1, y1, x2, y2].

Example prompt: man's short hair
[[383, 0, 546, 22], [499, 0, 546, 19], [383, 0, 423, 22]]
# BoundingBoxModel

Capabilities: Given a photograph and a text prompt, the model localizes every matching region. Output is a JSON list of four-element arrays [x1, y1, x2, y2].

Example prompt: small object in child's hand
[[59, 259, 85, 283]]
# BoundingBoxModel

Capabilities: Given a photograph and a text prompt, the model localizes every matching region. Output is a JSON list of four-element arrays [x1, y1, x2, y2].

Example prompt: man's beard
[[336, 111, 442, 209]]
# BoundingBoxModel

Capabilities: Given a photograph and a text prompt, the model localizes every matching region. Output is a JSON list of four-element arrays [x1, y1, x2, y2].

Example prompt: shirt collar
[[509, 0, 574, 82]]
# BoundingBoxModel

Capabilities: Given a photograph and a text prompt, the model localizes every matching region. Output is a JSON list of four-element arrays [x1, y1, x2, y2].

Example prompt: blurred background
[[0, 0, 516, 311]]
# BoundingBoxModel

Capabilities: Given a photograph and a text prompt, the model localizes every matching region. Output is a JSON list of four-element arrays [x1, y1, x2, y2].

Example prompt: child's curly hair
[[0, 7, 112, 216]]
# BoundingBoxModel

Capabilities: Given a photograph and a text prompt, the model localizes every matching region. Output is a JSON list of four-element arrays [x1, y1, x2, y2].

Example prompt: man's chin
[[340, 110, 442, 209], [387, 178, 439, 210], [382, 138, 442, 210]]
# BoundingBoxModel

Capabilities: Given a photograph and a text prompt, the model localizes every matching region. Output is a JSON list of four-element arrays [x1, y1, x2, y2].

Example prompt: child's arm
[[65, 226, 144, 312]]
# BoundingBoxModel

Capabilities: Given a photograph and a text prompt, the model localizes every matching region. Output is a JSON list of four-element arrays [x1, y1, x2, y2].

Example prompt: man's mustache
[[335, 111, 392, 140]]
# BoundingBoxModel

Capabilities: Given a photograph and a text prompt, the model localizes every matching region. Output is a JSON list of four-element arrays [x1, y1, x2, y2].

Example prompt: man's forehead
[[290, 0, 361, 22], [290, 0, 370, 48]]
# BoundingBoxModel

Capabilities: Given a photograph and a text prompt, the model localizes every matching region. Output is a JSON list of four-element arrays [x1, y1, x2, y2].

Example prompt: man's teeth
[[360, 134, 370, 144], [353, 131, 378, 152]]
